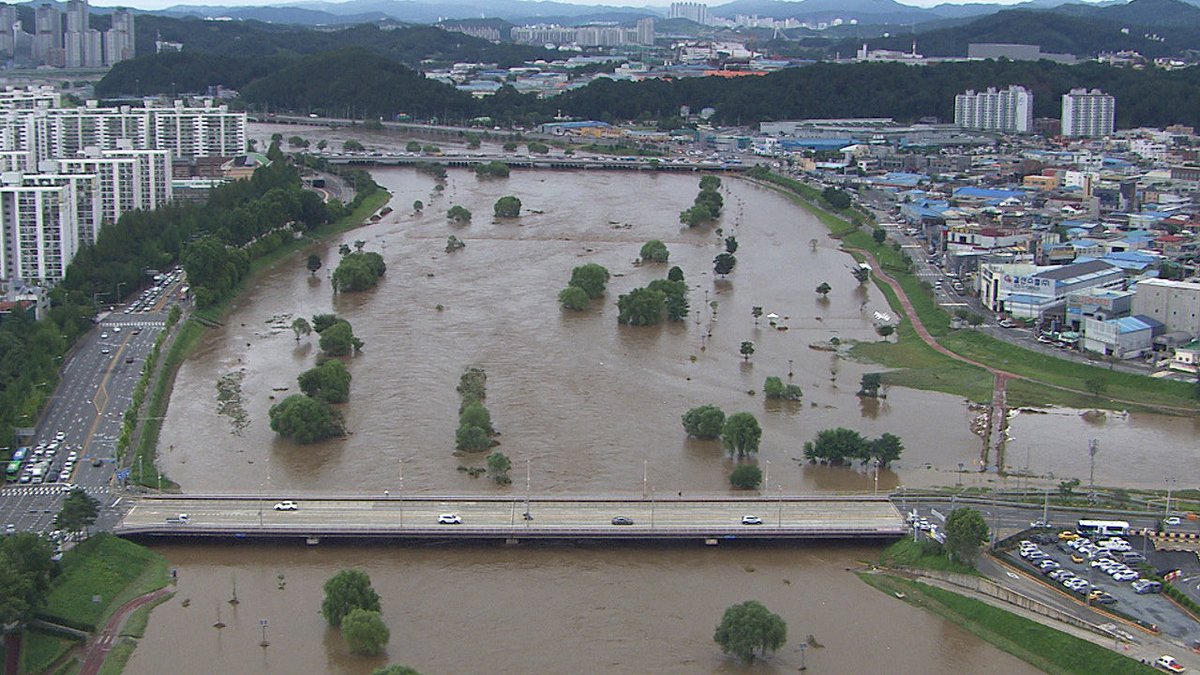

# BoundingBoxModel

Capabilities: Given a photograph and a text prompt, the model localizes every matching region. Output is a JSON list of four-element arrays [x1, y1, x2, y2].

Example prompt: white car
[[273, 501, 298, 511], [1164, 516, 1181, 526], [741, 515, 763, 525], [437, 513, 462, 525]]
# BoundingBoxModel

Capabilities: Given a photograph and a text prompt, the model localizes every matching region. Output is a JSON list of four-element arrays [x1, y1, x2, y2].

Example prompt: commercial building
[[980, 259, 1124, 320], [1061, 88, 1115, 138], [954, 86, 1033, 134], [1132, 278, 1200, 336], [1081, 315, 1160, 359]]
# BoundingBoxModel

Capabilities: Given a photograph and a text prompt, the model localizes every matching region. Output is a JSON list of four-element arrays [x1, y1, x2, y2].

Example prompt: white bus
[[1076, 519, 1129, 537]]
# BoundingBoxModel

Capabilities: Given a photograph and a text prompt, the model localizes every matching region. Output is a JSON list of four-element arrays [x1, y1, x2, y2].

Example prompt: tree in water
[[306, 254, 322, 276], [739, 341, 755, 361], [713, 600, 787, 663]]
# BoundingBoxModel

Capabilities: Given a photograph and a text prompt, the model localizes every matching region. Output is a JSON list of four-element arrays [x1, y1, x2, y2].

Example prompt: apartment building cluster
[[0, 87, 246, 284], [954, 86, 1115, 138], [0, 0, 134, 68], [511, 18, 655, 48]]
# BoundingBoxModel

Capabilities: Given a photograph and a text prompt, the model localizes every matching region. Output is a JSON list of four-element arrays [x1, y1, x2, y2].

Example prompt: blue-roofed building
[[1066, 287, 1133, 330], [952, 187, 1028, 206], [1082, 314, 1161, 358], [1097, 250, 1160, 272], [980, 259, 1123, 320], [780, 138, 854, 151], [869, 172, 925, 189]]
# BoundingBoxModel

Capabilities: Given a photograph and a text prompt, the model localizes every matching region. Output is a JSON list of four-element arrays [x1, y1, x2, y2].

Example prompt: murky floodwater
[[126, 127, 1193, 674], [124, 542, 1039, 675]]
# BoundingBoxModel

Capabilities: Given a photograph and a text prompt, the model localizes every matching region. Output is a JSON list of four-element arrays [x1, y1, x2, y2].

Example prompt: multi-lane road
[[118, 496, 907, 540], [0, 275, 184, 535]]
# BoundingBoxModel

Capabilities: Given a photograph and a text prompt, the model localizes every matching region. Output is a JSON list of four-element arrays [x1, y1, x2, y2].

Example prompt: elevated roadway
[[116, 495, 905, 543], [325, 154, 746, 172]]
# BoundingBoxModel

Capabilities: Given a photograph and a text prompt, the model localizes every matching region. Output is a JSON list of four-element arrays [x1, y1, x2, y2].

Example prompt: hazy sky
[[86, 0, 1100, 13]]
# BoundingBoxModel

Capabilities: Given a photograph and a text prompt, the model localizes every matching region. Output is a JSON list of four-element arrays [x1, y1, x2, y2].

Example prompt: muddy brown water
[[130, 138, 1186, 673], [123, 542, 1040, 675]]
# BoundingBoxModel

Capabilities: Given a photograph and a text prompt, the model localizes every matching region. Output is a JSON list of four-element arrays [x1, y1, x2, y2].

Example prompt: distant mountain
[[1051, 0, 1200, 27], [711, 0, 934, 24], [160, 0, 659, 25], [159, 5, 387, 24]]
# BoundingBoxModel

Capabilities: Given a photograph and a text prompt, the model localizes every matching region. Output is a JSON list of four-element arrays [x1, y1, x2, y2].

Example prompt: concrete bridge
[[116, 494, 906, 544], [326, 154, 747, 172]]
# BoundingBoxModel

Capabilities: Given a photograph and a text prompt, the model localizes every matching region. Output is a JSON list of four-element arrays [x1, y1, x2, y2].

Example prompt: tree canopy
[[639, 240, 669, 263], [322, 569, 382, 626], [493, 195, 521, 218], [558, 285, 590, 311], [944, 507, 990, 565], [617, 286, 666, 326], [298, 359, 352, 403], [713, 600, 787, 663], [319, 320, 364, 357], [332, 251, 386, 292], [268, 394, 346, 443], [342, 608, 390, 655], [682, 405, 725, 440], [55, 488, 100, 536], [567, 263, 610, 299], [722, 412, 762, 457]]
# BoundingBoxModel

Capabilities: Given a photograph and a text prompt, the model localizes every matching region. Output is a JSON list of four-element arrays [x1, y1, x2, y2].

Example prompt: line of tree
[[803, 428, 904, 466], [474, 161, 510, 178], [455, 366, 499, 453], [680, 175, 723, 227], [681, 405, 763, 457], [321, 569, 389, 655], [312, 313, 365, 357], [269, 313, 362, 443], [763, 376, 802, 401], [559, 263, 610, 311]]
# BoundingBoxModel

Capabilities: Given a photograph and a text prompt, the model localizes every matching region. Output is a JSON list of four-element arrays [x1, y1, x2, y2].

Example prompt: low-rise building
[[980, 259, 1123, 320], [1132, 278, 1200, 336], [1081, 314, 1160, 358]]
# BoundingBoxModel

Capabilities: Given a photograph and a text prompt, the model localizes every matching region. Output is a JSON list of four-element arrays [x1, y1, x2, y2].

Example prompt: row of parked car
[[1020, 540, 1119, 603]]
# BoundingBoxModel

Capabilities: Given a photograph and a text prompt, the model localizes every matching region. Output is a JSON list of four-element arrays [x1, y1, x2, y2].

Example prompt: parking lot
[[1006, 530, 1200, 642]]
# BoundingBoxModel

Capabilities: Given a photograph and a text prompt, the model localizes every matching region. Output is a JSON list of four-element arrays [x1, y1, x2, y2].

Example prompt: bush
[[342, 608, 389, 655], [730, 464, 763, 489]]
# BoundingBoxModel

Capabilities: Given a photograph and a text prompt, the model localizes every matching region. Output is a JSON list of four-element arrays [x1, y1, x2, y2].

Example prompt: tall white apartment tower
[[1061, 88, 1115, 138], [0, 173, 79, 282], [103, 9, 134, 65], [667, 2, 708, 24], [954, 85, 1033, 134]]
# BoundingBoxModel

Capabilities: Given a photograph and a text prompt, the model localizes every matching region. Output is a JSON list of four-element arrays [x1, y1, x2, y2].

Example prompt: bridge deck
[[117, 496, 905, 541]]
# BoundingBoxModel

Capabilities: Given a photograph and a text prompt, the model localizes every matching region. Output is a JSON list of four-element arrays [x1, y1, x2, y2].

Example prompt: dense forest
[[98, 49, 1200, 130]]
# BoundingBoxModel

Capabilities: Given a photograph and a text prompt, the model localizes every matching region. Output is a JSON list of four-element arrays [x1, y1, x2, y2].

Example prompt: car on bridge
[[741, 515, 763, 525], [610, 516, 634, 526], [273, 501, 298, 511], [437, 513, 462, 525]]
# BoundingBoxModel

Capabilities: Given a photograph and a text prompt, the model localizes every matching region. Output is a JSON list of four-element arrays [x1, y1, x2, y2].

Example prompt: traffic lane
[[122, 498, 905, 531]]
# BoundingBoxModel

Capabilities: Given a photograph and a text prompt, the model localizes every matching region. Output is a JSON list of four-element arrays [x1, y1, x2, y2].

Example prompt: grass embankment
[[878, 538, 981, 575], [127, 189, 391, 486], [749, 172, 1200, 413], [858, 573, 1157, 675], [20, 535, 170, 674]]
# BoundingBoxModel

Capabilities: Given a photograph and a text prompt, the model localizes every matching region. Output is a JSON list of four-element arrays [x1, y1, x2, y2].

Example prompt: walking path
[[77, 587, 172, 675]]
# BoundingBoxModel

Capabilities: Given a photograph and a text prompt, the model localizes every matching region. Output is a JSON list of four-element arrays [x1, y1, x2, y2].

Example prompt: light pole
[[524, 458, 532, 525], [873, 459, 880, 496], [642, 460, 648, 500], [1087, 439, 1099, 504], [777, 484, 783, 528], [1165, 477, 1175, 519], [650, 488, 655, 529], [762, 459, 769, 495], [398, 458, 404, 528]]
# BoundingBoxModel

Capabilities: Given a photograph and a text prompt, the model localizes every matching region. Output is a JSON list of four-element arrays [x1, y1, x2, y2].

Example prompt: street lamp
[[398, 458, 404, 528], [873, 458, 880, 496], [1165, 477, 1175, 519], [777, 484, 783, 528], [650, 488, 656, 529]]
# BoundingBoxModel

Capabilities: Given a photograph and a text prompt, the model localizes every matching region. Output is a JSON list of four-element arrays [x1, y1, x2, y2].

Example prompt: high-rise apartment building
[[33, 3, 63, 67], [0, 174, 78, 282], [636, 17, 655, 46], [103, 9, 134, 66], [1061, 88, 1115, 138], [954, 85, 1033, 134], [667, 2, 708, 24], [0, 4, 18, 58]]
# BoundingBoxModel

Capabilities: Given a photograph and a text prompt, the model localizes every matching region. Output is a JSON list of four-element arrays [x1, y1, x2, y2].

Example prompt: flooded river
[[124, 542, 1039, 675], [127, 132, 1194, 673]]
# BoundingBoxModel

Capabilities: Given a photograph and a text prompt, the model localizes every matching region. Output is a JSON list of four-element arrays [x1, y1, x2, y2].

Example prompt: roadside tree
[[713, 600, 787, 663], [721, 412, 762, 457], [681, 405, 725, 440], [55, 488, 100, 537], [321, 569, 381, 626], [405, 141, 422, 153], [944, 508, 990, 565], [342, 608, 390, 655], [751, 306, 762, 325]]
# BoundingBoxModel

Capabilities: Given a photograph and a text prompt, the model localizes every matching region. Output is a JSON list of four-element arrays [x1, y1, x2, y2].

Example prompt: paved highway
[[0, 271, 185, 535], [118, 496, 906, 540]]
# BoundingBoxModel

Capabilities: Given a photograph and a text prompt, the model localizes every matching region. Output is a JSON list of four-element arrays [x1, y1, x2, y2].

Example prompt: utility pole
[[762, 459, 769, 495], [525, 458, 531, 525], [1087, 439, 1099, 504], [642, 460, 647, 500], [1165, 477, 1175, 518], [1042, 488, 1050, 526], [398, 458, 404, 528]]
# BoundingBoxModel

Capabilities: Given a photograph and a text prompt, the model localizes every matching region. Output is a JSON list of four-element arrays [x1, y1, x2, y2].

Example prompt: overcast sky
[[87, 0, 1104, 13]]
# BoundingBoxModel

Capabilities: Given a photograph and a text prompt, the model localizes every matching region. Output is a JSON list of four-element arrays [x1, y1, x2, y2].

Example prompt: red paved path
[[78, 587, 172, 675]]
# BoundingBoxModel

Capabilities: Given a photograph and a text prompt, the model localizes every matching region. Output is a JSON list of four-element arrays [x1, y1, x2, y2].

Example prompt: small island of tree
[[803, 428, 904, 466], [269, 394, 346, 443], [713, 600, 787, 663], [332, 251, 386, 292], [714, 253, 737, 276], [640, 240, 669, 263], [816, 281, 831, 297], [486, 451, 512, 484], [306, 254, 322, 276], [722, 412, 761, 457], [558, 285, 590, 311], [681, 405, 725, 439], [445, 235, 466, 252], [739, 341, 755, 361], [298, 359, 352, 403], [763, 376, 802, 401], [317, 319, 364, 357], [447, 205, 472, 222], [291, 317, 312, 342], [617, 286, 666, 326], [494, 195, 522, 218], [567, 263, 610, 299], [321, 569, 381, 626]]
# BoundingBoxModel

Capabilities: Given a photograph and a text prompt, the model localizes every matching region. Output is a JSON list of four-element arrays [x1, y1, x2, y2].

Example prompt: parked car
[[1134, 580, 1163, 594], [1155, 655, 1185, 673]]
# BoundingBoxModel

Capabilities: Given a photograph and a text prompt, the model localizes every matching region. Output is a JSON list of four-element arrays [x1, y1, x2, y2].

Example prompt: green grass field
[[878, 538, 981, 575], [40, 534, 169, 632], [859, 573, 1157, 675]]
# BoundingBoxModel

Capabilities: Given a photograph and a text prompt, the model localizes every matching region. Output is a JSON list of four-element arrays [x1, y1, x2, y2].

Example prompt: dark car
[[611, 516, 634, 526]]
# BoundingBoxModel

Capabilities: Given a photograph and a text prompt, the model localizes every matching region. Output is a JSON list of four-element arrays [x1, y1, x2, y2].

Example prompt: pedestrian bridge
[[115, 495, 906, 543]]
